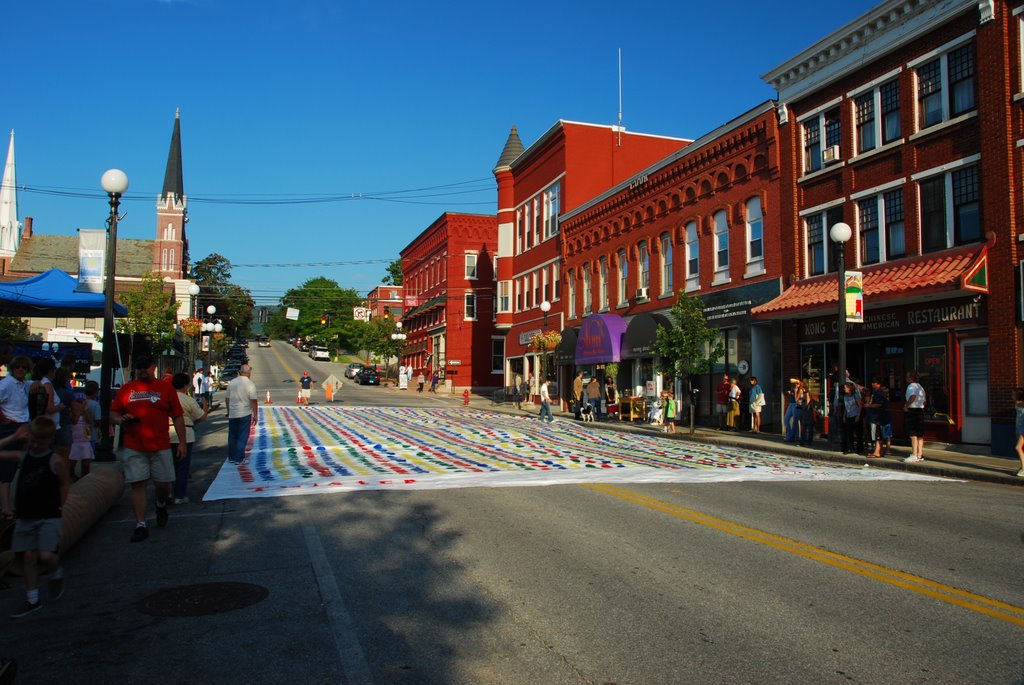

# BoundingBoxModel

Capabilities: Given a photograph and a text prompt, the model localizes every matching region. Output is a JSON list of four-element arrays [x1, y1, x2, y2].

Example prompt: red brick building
[[559, 102, 783, 421], [492, 121, 689, 399], [366, 285, 404, 321], [753, 0, 1020, 452], [399, 212, 497, 392]]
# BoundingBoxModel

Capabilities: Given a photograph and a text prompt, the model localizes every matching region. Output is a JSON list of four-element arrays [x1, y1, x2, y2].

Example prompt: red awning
[[751, 244, 987, 319]]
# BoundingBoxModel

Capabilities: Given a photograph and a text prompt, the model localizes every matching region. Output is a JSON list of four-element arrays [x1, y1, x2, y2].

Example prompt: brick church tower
[[153, 109, 189, 278]]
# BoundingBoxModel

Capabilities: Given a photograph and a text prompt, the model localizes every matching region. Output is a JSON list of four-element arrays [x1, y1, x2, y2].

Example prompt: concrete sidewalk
[[426, 388, 1024, 487]]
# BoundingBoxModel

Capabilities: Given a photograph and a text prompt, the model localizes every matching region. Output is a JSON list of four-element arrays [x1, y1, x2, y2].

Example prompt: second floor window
[[685, 221, 699, 287], [920, 165, 980, 253], [582, 264, 592, 314], [568, 269, 576, 318], [855, 79, 900, 153], [802, 107, 841, 173], [660, 233, 673, 295], [599, 257, 609, 310], [465, 254, 477, 279], [465, 293, 477, 320], [498, 281, 511, 313], [746, 197, 763, 267], [638, 242, 649, 290], [856, 188, 906, 266], [618, 250, 628, 305], [713, 210, 729, 274], [804, 207, 844, 277]]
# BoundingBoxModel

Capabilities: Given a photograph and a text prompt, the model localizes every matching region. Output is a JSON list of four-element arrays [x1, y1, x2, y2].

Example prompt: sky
[[6, 0, 881, 309]]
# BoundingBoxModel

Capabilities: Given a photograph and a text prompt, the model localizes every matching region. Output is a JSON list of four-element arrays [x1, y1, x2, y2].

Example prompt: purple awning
[[575, 313, 626, 365]]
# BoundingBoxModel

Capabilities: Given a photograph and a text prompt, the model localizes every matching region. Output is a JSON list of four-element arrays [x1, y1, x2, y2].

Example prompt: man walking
[[572, 371, 584, 419], [110, 356, 186, 543], [225, 364, 258, 465], [538, 379, 554, 423], [298, 371, 314, 405]]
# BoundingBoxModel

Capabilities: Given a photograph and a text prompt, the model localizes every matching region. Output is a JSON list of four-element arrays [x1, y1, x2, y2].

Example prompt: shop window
[[915, 42, 975, 131], [660, 233, 673, 295], [919, 165, 981, 253], [915, 333, 950, 417]]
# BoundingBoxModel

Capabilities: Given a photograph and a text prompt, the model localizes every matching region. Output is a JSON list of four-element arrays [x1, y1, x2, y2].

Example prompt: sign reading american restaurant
[[800, 298, 984, 341]]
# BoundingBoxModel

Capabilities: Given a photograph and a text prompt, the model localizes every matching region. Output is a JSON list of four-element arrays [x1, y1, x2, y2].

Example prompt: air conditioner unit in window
[[635, 287, 650, 300], [822, 145, 841, 164]]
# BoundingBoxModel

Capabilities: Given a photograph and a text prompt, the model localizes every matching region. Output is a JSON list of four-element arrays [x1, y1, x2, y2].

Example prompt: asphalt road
[[2, 342, 1021, 684]]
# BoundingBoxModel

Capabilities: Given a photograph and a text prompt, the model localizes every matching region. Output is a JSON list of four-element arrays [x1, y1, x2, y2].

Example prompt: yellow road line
[[584, 483, 1024, 628]]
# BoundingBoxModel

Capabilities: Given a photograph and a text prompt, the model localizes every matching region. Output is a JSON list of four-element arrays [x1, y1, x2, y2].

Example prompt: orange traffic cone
[[265, 390, 272, 404]]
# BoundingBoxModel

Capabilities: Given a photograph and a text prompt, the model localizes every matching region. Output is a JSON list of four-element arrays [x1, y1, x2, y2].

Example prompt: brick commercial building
[[399, 212, 497, 393], [559, 102, 783, 426], [492, 121, 689, 403], [753, 0, 1021, 454]]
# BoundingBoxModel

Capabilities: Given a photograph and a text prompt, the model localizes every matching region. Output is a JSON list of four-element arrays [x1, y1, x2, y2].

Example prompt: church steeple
[[154, 109, 188, 278], [162, 108, 184, 203]]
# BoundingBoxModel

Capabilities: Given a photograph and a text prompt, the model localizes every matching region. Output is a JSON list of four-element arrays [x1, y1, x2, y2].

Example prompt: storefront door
[[960, 339, 990, 444]]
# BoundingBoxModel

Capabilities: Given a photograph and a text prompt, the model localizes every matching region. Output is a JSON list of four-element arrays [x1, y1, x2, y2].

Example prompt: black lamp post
[[539, 300, 551, 382], [96, 169, 128, 462], [830, 221, 852, 451]]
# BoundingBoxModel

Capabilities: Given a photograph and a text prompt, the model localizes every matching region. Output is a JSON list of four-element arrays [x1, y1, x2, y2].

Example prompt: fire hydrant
[[463, 389, 470, 406]]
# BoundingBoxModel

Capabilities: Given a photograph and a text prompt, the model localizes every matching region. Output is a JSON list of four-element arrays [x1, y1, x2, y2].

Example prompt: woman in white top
[[903, 370, 926, 463]]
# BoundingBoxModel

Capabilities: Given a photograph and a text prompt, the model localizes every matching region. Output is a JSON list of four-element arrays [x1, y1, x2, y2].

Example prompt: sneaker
[[130, 526, 149, 543], [1016, 468, 1024, 477], [9, 600, 41, 619], [173, 497, 189, 505], [49, 576, 64, 601], [903, 455, 924, 463], [155, 505, 168, 528]]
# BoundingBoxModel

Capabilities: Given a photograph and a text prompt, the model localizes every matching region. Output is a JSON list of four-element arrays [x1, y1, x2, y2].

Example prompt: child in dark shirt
[[0, 417, 68, 618]]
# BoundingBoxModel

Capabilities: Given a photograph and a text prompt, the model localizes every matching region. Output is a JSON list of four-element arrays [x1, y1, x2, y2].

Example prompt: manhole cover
[[137, 582, 269, 617]]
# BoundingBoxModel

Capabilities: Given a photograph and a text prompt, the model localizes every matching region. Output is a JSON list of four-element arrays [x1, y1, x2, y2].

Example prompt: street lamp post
[[203, 305, 222, 368], [391, 321, 407, 385], [96, 169, 128, 462], [187, 283, 200, 371], [539, 300, 551, 383], [830, 221, 852, 451]]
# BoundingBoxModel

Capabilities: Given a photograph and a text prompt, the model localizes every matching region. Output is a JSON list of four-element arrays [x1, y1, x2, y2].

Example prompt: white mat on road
[[203, 406, 945, 500]]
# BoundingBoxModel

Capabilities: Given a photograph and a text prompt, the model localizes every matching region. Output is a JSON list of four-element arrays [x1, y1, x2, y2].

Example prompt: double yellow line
[[585, 483, 1024, 628]]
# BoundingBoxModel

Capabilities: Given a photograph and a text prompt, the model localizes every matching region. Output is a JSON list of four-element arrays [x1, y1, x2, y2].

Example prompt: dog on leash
[[580, 402, 594, 422]]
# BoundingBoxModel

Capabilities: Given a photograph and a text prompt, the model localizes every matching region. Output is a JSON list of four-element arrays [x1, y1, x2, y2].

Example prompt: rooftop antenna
[[617, 48, 623, 146]]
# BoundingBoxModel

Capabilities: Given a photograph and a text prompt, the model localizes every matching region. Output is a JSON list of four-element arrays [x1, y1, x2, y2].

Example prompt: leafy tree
[[382, 259, 403, 286], [267, 277, 364, 350], [116, 272, 180, 348], [192, 253, 254, 337], [0, 317, 30, 340], [652, 292, 724, 433], [358, 316, 404, 377]]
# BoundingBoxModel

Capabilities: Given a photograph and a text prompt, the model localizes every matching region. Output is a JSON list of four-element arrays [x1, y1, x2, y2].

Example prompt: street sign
[[321, 374, 343, 390]]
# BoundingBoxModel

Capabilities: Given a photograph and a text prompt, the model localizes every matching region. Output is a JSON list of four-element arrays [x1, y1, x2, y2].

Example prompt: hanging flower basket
[[529, 330, 561, 352], [180, 317, 202, 338]]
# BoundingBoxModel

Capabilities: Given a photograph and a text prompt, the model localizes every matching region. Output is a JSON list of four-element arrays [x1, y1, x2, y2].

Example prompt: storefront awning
[[621, 312, 671, 359], [576, 313, 626, 365], [751, 245, 987, 320]]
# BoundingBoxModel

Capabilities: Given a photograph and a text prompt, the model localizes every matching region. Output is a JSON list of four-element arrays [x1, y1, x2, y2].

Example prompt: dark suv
[[356, 367, 380, 385]]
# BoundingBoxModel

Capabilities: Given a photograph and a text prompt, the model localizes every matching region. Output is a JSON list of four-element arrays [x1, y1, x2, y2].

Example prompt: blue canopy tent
[[0, 269, 128, 317]]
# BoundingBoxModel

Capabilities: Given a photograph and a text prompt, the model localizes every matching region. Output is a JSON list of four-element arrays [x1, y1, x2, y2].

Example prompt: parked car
[[310, 346, 330, 361], [356, 367, 380, 385], [344, 363, 363, 379]]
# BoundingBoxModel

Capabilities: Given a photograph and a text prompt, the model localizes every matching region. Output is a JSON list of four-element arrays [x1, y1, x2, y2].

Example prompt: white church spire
[[0, 131, 20, 257]]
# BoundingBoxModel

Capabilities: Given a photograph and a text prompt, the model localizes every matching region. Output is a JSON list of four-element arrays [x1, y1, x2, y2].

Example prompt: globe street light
[[391, 320, 407, 383], [96, 169, 128, 461], [830, 221, 852, 451]]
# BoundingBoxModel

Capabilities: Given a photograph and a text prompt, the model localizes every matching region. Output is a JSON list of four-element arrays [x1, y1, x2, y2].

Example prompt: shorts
[[715, 404, 728, 415], [750, 404, 762, 414], [12, 517, 62, 553], [301, 388, 311, 399], [122, 448, 174, 484], [905, 408, 925, 437]]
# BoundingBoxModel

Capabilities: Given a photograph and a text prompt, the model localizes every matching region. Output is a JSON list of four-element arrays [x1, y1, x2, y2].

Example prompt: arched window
[[713, 210, 730, 282], [617, 249, 629, 306], [745, 197, 764, 276], [685, 221, 699, 291], [660, 233, 673, 295]]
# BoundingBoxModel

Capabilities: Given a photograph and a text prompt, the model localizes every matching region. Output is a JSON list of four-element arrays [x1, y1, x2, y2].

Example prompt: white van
[[310, 346, 330, 361]]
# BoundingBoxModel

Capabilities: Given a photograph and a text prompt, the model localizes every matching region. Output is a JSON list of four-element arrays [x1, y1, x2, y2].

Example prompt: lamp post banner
[[845, 271, 863, 323], [76, 229, 106, 293]]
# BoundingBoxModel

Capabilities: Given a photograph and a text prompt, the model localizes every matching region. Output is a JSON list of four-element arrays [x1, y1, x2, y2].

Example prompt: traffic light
[[320, 314, 327, 327]]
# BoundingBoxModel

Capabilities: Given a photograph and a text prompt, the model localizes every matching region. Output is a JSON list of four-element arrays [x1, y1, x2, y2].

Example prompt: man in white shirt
[[224, 365, 258, 465], [538, 379, 554, 423]]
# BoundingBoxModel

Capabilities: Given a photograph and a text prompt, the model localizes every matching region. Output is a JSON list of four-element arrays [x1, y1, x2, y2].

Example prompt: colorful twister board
[[202, 407, 942, 500]]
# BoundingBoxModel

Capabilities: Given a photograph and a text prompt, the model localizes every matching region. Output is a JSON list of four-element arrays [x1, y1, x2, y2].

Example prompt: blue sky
[[6, 0, 879, 307]]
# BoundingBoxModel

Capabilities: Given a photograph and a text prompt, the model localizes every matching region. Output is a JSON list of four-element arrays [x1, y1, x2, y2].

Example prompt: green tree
[[382, 259, 403, 286], [358, 316, 404, 375], [652, 292, 724, 433], [192, 253, 255, 337], [268, 277, 363, 350], [116, 272, 180, 349], [0, 317, 30, 340]]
